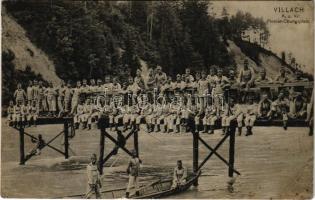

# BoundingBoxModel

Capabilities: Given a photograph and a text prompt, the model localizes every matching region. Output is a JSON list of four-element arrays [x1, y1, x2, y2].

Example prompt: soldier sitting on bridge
[[292, 70, 309, 82], [274, 67, 289, 83], [255, 69, 273, 84], [244, 96, 258, 136], [221, 98, 243, 136], [257, 94, 272, 120], [238, 59, 255, 90], [270, 92, 290, 130], [288, 92, 307, 119]]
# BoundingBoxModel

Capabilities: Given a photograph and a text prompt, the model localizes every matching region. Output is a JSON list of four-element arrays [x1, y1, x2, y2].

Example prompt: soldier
[[46, 83, 58, 117], [86, 154, 102, 199], [64, 81, 73, 113], [134, 69, 145, 90], [21, 101, 29, 126], [271, 92, 290, 130], [13, 100, 23, 127], [155, 66, 167, 90], [228, 69, 238, 86], [275, 67, 288, 83], [96, 79, 103, 93], [221, 99, 243, 135], [184, 68, 194, 83], [7, 100, 15, 126], [212, 69, 229, 115], [112, 77, 122, 95], [292, 70, 308, 82], [103, 75, 113, 94], [204, 107, 218, 134], [288, 92, 307, 119], [81, 79, 89, 94], [27, 100, 39, 127], [71, 81, 82, 115], [257, 94, 272, 120], [146, 68, 156, 91], [197, 71, 209, 109], [255, 69, 273, 84], [89, 79, 98, 93], [126, 77, 141, 104], [32, 80, 40, 108], [84, 99, 94, 130], [144, 103, 154, 133], [126, 150, 142, 198], [160, 76, 172, 95], [26, 81, 33, 105], [14, 83, 27, 105], [74, 100, 85, 129], [38, 81, 48, 112], [207, 66, 217, 92], [238, 59, 255, 89], [57, 81, 66, 116], [244, 97, 258, 136]]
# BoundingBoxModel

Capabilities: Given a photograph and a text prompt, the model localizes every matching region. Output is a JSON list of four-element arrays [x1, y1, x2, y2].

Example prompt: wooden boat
[[60, 170, 201, 199]]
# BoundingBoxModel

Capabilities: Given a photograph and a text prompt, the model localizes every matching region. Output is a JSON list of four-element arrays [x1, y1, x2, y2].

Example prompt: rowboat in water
[[61, 170, 201, 199]]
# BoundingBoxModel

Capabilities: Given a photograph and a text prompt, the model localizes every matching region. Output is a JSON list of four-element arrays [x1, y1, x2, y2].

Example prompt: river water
[[1, 122, 313, 199]]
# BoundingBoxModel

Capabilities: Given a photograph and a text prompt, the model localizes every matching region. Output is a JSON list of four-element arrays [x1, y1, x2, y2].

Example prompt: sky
[[211, 1, 313, 74]]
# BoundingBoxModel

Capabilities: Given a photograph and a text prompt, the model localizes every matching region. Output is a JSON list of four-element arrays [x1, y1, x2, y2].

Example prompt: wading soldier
[[126, 150, 142, 198], [86, 154, 102, 199]]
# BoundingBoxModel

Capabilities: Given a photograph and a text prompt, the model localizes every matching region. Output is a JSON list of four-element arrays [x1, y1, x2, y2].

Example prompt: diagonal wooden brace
[[198, 136, 240, 175]]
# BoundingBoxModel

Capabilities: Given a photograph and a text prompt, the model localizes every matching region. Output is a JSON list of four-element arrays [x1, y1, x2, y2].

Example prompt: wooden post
[[228, 122, 236, 177], [99, 128, 105, 175], [98, 116, 108, 175], [19, 121, 25, 165], [134, 129, 139, 157], [64, 121, 69, 159], [193, 129, 199, 186]]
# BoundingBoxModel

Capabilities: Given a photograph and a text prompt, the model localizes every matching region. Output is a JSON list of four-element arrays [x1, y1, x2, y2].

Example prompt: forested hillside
[[3, 1, 270, 79]]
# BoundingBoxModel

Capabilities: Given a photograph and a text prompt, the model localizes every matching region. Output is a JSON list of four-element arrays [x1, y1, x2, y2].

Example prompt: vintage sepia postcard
[[1, 1, 313, 199]]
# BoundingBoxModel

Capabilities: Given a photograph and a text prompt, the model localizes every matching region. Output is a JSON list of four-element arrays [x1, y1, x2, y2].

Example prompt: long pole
[[228, 121, 236, 177], [64, 121, 69, 159], [192, 125, 199, 186], [134, 129, 139, 157], [19, 121, 25, 165], [99, 128, 105, 175]]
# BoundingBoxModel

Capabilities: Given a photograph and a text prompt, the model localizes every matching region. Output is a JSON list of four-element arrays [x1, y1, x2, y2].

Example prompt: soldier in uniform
[[84, 99, 94, 130], [89, 79, 98, 93], [14, 83, 27, 105], [86, 154, 102, 199], [38, 81, 48, 112], [134, 69, 145, 90], [146, 68, 156, 91], [221, 99, 242, 135], [7, 100, 15, 126], [212, 69, 229, 115], [288, 92, 307, 119], [46, 83, 58, 117], [275, 67, 289, 83], [255, 69, 273, 84], [244, 97, 258, 136], [26, 81, 33, 106], [21, 101, 29, 126], [257, 94, 272, 120], [271, 92, 290, 130], [207, 66, 217, 88], [13, 100, 23, 127], [74, 100, 85, 129], [32, 80, 40, 109], [238, 59, 255, 89], [184, 68, 194, 84], [103, 75, 113, 95], [112, 77, 122, 96], [155, 66, 167, 91], [198, 71, 209, 109], [71, 81, 82, 115], [64, 82, 73, 113], [27, 100, 39, 127], [57, 81, 66, 117], [96, 79, 103, 93]]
